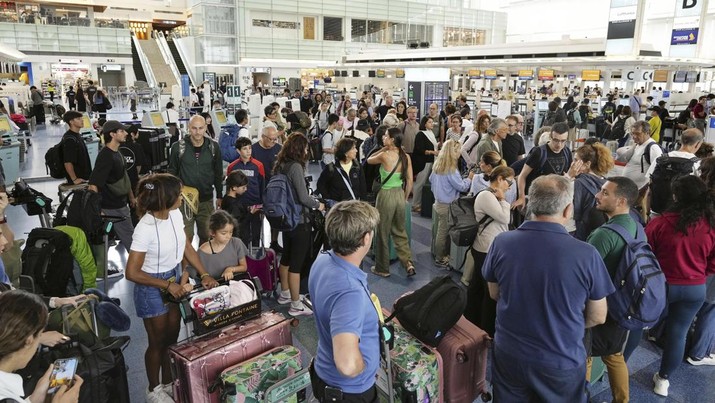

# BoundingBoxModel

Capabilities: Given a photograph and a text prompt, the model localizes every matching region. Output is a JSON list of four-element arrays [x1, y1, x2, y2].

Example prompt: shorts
[[279, 223, 312, 274], [133, 265, 180, 319]]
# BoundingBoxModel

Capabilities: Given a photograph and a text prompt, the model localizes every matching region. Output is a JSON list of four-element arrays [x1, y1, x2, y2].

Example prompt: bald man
[[168, 115, 224, 244]]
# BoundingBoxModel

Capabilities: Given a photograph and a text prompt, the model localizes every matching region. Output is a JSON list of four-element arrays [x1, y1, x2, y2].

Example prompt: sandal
[[406, 264, 417, 277], [370, 266, 391, 278]]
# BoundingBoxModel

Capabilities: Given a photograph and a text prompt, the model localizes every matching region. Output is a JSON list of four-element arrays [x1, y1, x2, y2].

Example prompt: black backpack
[[649, 154, 698, 214], [608, 117, 627, 140], [448, 188, 494, 247], [566, 109, 576, 129], [386, 276, 467, 347], [21, 228, 74, 297], [45, 135, 77, 179], [54, 189, 105, 244]]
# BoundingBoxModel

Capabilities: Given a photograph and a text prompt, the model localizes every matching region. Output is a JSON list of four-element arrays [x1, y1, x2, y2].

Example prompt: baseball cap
[[62, 110, 83, 123], [356, 119, 371, 131], [102, 120, 129, 134], [647, 106, 661, 113]]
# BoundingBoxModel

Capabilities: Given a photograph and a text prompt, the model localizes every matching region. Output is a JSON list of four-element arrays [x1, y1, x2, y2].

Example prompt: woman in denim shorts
[[125, 173, 218, 402]]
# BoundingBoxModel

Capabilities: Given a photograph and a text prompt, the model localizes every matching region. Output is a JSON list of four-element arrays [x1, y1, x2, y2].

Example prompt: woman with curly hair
[[647, 175, 715, 397], [273, 134, 325, 316], [568, 142, 615, 240]]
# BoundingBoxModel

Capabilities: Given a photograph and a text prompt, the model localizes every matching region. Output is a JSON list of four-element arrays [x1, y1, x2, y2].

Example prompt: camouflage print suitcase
[[389, 319, 444, 402], [214, 345, 303, 403]]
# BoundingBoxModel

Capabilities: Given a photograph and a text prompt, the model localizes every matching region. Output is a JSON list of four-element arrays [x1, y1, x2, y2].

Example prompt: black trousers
[[309, 362, 378, 403]]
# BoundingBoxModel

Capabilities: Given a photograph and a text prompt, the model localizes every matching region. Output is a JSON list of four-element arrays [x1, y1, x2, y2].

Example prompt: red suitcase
[[169, 311, 293, 403], [436, 315, 492, 403]]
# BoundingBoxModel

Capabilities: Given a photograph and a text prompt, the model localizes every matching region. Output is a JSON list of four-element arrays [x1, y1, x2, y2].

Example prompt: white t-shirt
[[322, 129, 337, 165], [620, 139, 664, 189], [0, 370, 29, 402], [132, 209, 186, 274], [238, 126, 250, 138]]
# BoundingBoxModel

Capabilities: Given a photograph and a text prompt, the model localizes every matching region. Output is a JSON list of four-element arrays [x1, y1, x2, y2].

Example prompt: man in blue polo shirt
[[483, 174, 614, 402], [309, 200, 380, 402]]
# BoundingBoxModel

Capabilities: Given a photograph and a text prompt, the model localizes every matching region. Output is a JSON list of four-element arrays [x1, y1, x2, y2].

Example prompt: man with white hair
[[483, 175, 613, 402]]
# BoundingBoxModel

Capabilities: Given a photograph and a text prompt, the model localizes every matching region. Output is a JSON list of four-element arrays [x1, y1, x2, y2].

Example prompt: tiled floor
[[6, 118, 714, 402]]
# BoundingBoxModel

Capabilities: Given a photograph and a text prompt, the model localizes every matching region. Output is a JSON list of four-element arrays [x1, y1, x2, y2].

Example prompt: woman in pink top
[[646, 175, 715, 397]]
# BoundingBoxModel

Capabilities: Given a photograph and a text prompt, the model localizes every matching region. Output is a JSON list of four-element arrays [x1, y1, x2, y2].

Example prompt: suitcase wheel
[[481, 391, 492, 401]]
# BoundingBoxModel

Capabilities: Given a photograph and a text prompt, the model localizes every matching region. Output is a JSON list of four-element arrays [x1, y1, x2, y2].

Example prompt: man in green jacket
[[585, 176, 641, 403], [168, 115, 224, 244]]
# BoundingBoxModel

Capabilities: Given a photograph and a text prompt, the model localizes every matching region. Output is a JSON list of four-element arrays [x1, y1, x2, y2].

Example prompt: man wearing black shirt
[[513, 122, 572, 209], [66, 86, 76, 110], [61, 111, 91, 184], [375, 95, 394, 122], [501, 115, 526, 166], [89, 120, 135, 253]]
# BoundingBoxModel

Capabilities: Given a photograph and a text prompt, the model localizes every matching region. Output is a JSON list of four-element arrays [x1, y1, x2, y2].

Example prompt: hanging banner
[[468, 69, 481, 79], [537, 69, 554, 81], [484, 69, 497, 79], [582, 70, 601, 81], [671, 27, 698, 45], [653, 70, 669, 82], [518, 70, 533, 80]]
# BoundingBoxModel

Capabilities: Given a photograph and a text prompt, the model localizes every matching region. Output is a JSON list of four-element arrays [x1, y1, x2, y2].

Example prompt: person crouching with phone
[[0, 289, 83, 403]]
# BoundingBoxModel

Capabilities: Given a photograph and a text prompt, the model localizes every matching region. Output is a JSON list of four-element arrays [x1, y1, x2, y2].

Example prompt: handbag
[[365, 160, 399, 205], [106, 172, 131, 196], [189, 285, 232, 319], [103, 97, 113, 110], [46, 295, 110, 349], [228, 279, 258, 307]]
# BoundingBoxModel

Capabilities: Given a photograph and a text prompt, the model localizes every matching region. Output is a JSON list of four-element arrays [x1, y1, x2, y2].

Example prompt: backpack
[[21, 228, 74, 297], [54, 189, 105, 244], [567, 109, 576, 129], [218, 124, 242, 162], [640, 141, 663, 173], [263, 166, 303, 231], [448, 189, 495, 247], [649, 153, 698, 214], [45, 135, 77, 179], [178, 136, 216, 160], [608, 117, 627, 140], [385, 275, 467, 347], [601, 223, 667, 330]]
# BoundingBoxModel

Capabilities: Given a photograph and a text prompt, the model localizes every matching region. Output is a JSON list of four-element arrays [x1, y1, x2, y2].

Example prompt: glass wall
[[0, 23, 130, 54]]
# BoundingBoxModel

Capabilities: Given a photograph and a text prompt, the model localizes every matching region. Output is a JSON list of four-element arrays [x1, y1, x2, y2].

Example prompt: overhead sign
[[582, 70, 601, 81], [225, 85, 241, 104], [653, 70, 669, 82], [100, 64, 122, 72], [468, 69, 481, 79], [396, 69, 405, 78], [567, 74, 577, 80], [376, 69, 385, 78], [537, 69, 554, 81], [623, 69, 654, 82], [517, 69, 533, 80], [606, 1, 637, 40], [675, 0, 703, 17], [484, 69, 497, 79], [671, 27, 698, 45], [406, 82, 422, 109]]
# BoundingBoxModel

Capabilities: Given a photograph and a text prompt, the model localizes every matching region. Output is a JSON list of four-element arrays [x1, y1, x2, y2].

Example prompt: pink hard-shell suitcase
[[436, 315, 492, 402], [169, 311, 293, 403]]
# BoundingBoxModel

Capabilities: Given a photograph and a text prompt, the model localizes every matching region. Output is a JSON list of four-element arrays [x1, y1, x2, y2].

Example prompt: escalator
[[167, 39, 188, 77], [130, 36, 147, 83], [138, 37, 178, 94]]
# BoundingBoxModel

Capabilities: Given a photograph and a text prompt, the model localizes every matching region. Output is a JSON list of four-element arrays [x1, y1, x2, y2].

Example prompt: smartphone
[[48, 358, 79, 394]]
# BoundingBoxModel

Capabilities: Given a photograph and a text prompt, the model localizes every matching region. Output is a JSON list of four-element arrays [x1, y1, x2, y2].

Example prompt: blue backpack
[[263, 170, 303, 231], [218, 124, 242, 163], [602, 223, 667, 331]]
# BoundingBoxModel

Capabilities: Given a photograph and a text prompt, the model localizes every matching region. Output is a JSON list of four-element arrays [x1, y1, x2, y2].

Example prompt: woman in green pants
[[367, 127, 415, 277]]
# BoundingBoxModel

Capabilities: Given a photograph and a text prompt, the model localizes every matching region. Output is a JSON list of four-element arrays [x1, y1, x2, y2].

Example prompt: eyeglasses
[[262, 135, 277, 142], [505, 178, 514, 187], [507, 124, 516, 127]]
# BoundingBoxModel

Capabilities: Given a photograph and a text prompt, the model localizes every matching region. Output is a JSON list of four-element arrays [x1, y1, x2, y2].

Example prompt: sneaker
[[146, 385, 173, 403], [277, 291, 292, 305], [687, 355, 715, 366], [434, 258, 450, 268], [160, 383, 174, 399], [652, 373, 669, 397], [269, 242, 284, 254], [289, 301, 313, 317]]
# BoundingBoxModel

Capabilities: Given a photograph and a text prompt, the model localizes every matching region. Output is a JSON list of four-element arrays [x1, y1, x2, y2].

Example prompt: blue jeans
[[492, 347, 588, 403], [660, 283, 706, 378], [689, 301, 715, 360], [133, 265, 181, 319]]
